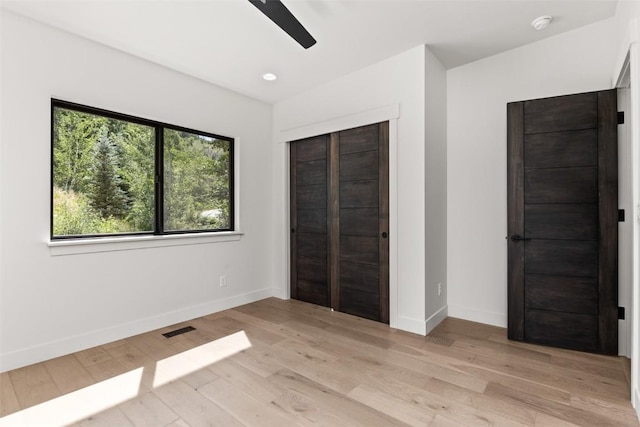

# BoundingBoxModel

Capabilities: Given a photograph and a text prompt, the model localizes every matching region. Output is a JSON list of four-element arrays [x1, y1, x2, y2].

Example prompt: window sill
[[48, 231, 243, 256]]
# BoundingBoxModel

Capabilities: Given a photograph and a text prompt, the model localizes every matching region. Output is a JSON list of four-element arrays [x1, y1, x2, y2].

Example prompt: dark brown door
[[290, 122, 389, 323], [507, 90, 618, 354], [290, 135, 330, 307]]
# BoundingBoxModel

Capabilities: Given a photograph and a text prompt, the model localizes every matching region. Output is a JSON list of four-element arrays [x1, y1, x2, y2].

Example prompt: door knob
[[510, 234, 531, 241], [381, 232, 388, 238]]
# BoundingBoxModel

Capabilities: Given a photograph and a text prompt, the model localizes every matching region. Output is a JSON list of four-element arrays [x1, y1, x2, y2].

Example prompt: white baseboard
[[397, 315, 427, 335], [0, 287, 276, 372], [425, 304, 448, 335], [448, 304, 507, 328], [272, 286, 289, 300]]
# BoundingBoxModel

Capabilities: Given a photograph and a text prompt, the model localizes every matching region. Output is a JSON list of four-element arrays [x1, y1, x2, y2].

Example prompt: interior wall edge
[[397, 315, 427, 335], [0, 287, 277, 373], [425, 304, 448, 335], [612, 18, 638, 86]]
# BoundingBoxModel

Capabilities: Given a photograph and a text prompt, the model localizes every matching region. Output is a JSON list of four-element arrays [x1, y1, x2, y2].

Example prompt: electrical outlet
[[219, 275, 227, 287], [437, 283, 442, 296]]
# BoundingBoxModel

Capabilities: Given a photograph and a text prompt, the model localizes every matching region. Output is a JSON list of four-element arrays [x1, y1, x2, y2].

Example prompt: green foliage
[[53, 187, 136, 236], [52, 106, 231, 237], [53, 187, 101, 236], [87, 132, 130, 219], [164, 129, 230, 231]]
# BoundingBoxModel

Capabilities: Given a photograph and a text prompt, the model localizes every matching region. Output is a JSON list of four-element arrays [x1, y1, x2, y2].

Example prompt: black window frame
[[50, 99, 235, 240]]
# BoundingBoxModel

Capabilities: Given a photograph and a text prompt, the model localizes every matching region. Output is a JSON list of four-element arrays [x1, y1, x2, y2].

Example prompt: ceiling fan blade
[[248, 0, 316, 49]]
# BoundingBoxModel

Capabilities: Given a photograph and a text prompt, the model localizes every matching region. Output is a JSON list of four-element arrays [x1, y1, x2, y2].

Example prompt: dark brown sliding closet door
[[290, 122, 389, 323], [290, 135, 330, 307]]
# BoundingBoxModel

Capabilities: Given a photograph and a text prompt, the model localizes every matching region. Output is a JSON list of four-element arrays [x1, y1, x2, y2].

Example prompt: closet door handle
[[510, 234, 530, 241], [381, 232, 388, 238]]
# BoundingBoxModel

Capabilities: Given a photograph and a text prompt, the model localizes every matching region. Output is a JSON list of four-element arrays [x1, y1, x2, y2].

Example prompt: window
[[51, 100, 233, 239]]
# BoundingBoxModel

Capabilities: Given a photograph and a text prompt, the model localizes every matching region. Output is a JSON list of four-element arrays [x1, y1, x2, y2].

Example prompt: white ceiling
[[2, 0, 619, 104]]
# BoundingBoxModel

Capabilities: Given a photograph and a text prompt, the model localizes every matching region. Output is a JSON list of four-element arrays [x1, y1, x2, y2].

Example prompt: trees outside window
[[164, 128, 231, 231], [51, 100, 233, 239]]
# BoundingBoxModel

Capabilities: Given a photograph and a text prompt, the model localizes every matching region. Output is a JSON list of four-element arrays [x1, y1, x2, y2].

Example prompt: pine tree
[[87, 133, 129, 219]]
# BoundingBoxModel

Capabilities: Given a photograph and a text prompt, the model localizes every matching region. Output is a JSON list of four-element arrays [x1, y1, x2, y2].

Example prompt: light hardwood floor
[[0, 297, 637, 426]]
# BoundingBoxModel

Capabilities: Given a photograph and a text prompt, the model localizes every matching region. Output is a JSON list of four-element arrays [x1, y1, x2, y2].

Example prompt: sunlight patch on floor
[[152, 330, 251, 388], [0, 368, 143, 427], [0, 330, 253, 426]]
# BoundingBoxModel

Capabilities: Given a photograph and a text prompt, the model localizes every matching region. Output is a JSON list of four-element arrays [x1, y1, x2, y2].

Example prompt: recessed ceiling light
[[531, 16, 553, 31], [262, 73, 277, 81]]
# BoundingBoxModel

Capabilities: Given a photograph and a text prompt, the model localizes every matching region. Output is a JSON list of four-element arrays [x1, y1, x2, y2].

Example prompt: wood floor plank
[[0, 372, 20, 416], [78, 406, 134, 427], [43, 354, 95, 395], [179, 365, 219, 390], [269, 368, 411, 426], [226, 340, 287, 378], [84, 358, 129, 383], [318, 335, 488, 394], [569, 394, 640, 425], [488, 333, 623, 368], [107, 342, 155, 369], [206, 359, 284, 404], [74, 347, 113, 368], [485, 382, 633, 427], [226, 308, 326, 347], [534, 412, 581, 426], [126, 332, 181, 361], [453, 363, 572, 406], [8, 363, 61, 409], [232, 304, 295, 324], [164, 419, 190, 427], [453, 334, 627, 386], [347, 383, 437, 426], [336, 357, 529, 426], [269, 338, 360, 394], [198, 377, 298, 426], [119, 391, 180, 427], [152, 380, 243, 427], [106, 342, 161, 392], [479, 352, 629, 401], [214, 316, 288, 347], [451, 334, 553, 363], [431, 414, 472, 427]]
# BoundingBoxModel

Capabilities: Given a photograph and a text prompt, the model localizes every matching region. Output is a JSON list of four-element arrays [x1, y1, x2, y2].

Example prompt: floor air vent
[[425, 335, 454, 347], [162, 326, 196, 338]]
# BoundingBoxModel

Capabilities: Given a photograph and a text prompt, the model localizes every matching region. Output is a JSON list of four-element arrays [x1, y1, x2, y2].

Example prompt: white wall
[[447, 18, 618, 327], [424, 46, 448, 331], [273, 46, 437, 335], [0, 11, 275, 371]]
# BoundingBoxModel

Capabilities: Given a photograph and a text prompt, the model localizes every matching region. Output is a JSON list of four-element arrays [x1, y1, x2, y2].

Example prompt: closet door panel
[[290, 136, 329, 307], [340, 208, 378, 236], [340, 180, 378, 208], [337, 123, 389, 323]]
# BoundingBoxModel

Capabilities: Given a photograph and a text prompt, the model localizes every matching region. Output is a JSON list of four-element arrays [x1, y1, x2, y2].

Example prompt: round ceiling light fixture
[[262, 72, 278, 81], [531, 15, 553, 31]]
